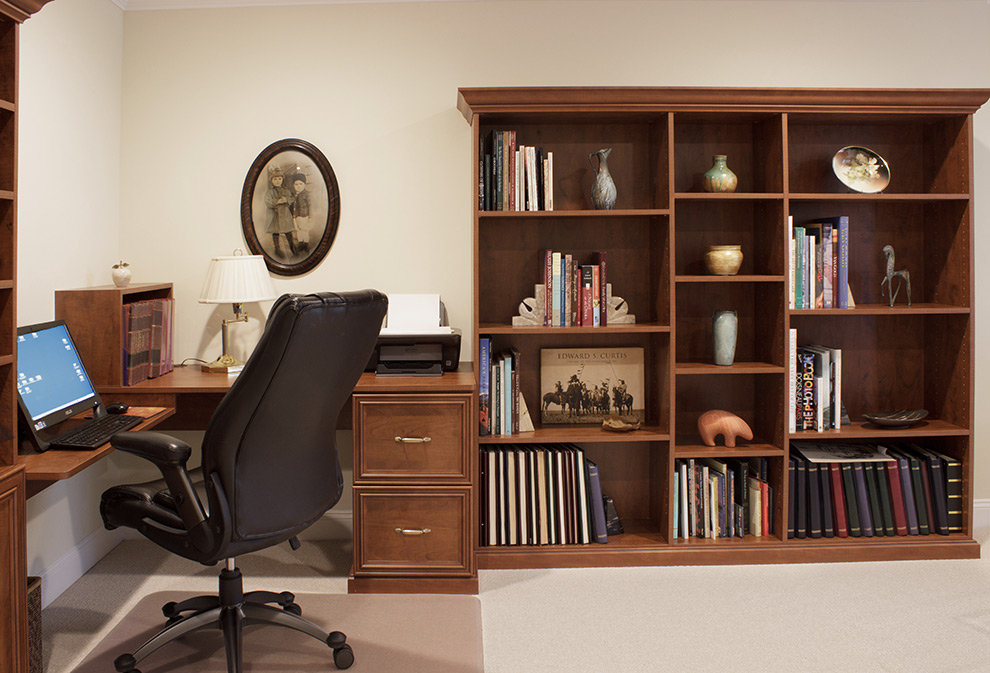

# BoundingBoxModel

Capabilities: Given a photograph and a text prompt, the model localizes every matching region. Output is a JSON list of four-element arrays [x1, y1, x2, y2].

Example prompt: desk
[[102, 365, 479, 594]]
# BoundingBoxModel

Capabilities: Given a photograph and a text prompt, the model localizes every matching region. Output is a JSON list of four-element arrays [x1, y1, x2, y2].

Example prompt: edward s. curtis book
[[540, 347, 645, 425]]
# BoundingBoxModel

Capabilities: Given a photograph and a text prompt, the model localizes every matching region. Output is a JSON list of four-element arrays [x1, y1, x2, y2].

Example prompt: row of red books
[[122, 298, 175, 385]]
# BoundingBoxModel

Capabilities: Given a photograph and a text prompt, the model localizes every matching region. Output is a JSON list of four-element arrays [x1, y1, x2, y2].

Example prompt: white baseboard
[[37, 510, 353, 610], [974, 499, 990, 536], [37, 526, 127, 610]]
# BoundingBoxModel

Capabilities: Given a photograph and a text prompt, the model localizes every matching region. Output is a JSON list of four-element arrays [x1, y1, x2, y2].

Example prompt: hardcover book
[[539, 347, 645, 425]]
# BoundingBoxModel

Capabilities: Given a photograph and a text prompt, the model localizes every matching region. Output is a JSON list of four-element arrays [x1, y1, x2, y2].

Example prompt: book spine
[[864, 463, 885, 536], [836, 216, 849, 308], [551, 251, 562, 327], [884, 460, 909, 535], [795, 458, 807, 538], [544, 249, 553, 326], [806, 461, 822, 538], [798, 350, 816, 430], [788, 329, 797, 434], [819, 463, 835, 537], [872, 462, 896, 536], [830, 463, 849, 537], [840, 463, 861, 537], [509, 347, 520, 435], [788, 458, 796, 539], [591, 265, 601, 327], [594, 251, 608, 327], [794, 225, 805, 309], [895, 454, 919, 535], [581, 265, 593, 326], [587, 460, 608, 543], [478, 337, 490, 436], [852, 462, 874, 537], [822, 223, 833, 309]]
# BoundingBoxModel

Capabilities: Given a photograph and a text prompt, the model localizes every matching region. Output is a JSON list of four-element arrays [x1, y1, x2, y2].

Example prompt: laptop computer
[[16, 319, 141, 452]]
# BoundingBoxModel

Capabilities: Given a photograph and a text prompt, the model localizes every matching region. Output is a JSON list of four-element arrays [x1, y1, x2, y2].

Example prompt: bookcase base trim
[[476, 538, 980, 569]]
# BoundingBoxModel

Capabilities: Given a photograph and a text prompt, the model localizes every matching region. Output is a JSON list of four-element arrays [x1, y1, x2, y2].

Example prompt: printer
[[365, 294, 462, 376]]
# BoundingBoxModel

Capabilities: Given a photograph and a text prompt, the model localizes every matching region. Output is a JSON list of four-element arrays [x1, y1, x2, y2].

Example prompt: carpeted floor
[[72, 591, 482, 673], [44, 532, 990, 673]]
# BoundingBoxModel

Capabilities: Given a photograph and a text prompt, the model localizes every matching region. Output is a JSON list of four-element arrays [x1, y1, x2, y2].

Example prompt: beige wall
[[16, 0, 990, 603]]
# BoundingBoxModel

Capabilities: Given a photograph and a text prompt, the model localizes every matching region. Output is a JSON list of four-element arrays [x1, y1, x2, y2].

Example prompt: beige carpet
[[72, 591, 483, 673]]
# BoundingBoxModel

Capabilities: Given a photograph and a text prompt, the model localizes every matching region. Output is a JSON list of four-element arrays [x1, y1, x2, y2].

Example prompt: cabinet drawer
[[353, 394, 472, 482], [354, 489, 472, 576]]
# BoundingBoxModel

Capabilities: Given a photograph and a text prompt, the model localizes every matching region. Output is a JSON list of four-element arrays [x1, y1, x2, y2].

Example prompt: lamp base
[[201, 354, 244, 374]]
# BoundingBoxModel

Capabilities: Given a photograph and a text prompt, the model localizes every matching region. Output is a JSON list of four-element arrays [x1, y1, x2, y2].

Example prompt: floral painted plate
[[832, 146, 890, 193], [862, 409, 928, 428]]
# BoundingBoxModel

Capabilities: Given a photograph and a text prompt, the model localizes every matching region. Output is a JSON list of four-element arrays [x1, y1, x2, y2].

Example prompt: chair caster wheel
[[327, 631, 346, 648], [333, 643, 354, 669], [113, 653, 137, 672], [283, 603, 302, 616]]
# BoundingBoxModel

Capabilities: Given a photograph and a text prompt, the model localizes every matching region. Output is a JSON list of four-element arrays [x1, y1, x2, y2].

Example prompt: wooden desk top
[[19, 364, 476, 497], [99, 364, 477, 395]]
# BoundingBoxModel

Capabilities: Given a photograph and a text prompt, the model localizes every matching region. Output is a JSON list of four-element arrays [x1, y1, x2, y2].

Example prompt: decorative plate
[[862, 409, 928, 428], [832, 146, 890, 193]]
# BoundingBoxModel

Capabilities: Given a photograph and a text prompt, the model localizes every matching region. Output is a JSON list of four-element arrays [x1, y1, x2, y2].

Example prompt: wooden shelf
[[479, 323, 670, 335], [674, 442, 783, 458], [675, 361, 784, 375], [791, 419, 969, 439], [790, 303, 970, 316], [480, 425, 669, 444], [479, 208, 669, 218], [676, 275, 785, 283]]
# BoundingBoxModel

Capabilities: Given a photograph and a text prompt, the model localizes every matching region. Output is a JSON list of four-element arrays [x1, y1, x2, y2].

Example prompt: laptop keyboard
[[48, 414, 143, 450]]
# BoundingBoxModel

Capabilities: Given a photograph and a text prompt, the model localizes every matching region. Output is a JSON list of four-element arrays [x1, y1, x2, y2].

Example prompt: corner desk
[[96, 365, 479, 594]]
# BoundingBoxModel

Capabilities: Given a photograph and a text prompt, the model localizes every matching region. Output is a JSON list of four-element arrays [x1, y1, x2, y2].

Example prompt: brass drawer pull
[[395, 527, 432, 536], [394, 436, 432, 444]]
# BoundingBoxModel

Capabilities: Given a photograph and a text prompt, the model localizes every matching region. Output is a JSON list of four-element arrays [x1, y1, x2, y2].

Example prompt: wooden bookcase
[[54, 282, 173, 387], [458, 87, 988, 569]]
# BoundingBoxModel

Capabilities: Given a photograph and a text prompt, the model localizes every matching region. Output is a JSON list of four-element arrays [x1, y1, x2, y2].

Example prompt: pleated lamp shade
[[199, 254, 276, 304]]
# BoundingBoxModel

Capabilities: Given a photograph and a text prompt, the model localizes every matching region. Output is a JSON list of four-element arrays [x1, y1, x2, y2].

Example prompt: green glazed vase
[[703, 154, 738, 193]]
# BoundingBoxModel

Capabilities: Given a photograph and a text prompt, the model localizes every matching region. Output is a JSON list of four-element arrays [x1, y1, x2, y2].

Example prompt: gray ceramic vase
[[713, 309, 738, 366], [590, 148, 617, 210]]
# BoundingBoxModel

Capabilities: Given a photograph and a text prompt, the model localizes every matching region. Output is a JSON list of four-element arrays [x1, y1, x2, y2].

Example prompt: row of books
[[122, 298, 175, 386], [789, 215, 852, 310], [789, 442, 961, 538], [788, 330, 842, 432], [541, 249, 608, 328], [478, 338, 532, 436], [673, 457, 773, 539], [480, 129, 554, 212], [480, 444, 608, 547]]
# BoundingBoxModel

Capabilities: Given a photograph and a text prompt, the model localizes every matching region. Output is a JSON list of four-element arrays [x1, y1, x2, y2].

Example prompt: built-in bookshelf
[[458, 87, 989, 569]]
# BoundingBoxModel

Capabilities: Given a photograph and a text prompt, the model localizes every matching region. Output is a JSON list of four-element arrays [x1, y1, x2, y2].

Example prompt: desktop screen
[[16, 321, 97, 430]]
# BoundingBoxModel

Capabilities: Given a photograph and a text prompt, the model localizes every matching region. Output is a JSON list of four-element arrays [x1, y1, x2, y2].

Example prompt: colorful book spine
[[478, 337, 490, 435]]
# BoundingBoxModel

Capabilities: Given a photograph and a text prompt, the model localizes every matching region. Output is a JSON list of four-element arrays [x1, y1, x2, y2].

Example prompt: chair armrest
[[111, 431, 213, 551], [111, 431, 192, 467]]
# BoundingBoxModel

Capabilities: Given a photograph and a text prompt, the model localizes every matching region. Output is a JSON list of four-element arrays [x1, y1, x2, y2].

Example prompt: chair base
[[113, 566, 353, 673]]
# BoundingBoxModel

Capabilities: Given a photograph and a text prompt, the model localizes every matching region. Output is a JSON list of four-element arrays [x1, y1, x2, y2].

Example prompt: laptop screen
[[16, 320, 98, 431]]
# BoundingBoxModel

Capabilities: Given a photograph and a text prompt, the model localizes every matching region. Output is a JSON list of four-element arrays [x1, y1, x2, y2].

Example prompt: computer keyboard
[[48, 413, 144, 450]]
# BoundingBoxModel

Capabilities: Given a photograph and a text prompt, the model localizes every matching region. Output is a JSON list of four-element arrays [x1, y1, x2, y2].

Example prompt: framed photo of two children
[[240, 138, 340, 276]]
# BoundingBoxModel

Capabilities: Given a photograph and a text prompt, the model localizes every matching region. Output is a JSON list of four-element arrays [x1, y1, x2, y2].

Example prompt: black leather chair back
[[200, 290, 386, 558]]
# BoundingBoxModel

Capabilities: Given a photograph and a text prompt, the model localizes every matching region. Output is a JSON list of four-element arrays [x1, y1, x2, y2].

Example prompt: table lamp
[[198, 250, 277, 373]]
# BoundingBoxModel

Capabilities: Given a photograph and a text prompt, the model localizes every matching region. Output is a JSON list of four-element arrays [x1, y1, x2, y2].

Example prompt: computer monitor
[[16, 320, 104, 449]]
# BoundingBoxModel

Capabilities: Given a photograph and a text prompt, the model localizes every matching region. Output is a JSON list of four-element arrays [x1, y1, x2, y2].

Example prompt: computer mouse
[[106, 402, 129, 414]]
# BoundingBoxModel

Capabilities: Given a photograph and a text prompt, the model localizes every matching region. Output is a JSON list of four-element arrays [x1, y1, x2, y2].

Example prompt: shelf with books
[[479, 323, 671, 335], [477, 117, 669, 211], [789, 304, 970, 316]]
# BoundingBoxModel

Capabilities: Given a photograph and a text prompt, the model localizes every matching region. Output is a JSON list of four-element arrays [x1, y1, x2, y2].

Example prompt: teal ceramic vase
[[589, 148, 617, 209], [713, 309, 738, 366], [703, 154, 738, 193]]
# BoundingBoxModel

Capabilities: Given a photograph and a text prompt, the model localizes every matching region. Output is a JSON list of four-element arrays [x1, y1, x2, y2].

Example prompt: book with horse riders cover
[[539, 347, 644, 425]]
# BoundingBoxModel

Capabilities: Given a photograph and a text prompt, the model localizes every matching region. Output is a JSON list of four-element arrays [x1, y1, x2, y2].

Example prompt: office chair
[[100, 290, 388, 673]]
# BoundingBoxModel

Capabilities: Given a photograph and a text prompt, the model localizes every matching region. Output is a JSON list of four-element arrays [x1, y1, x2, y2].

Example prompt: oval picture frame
[[240, 138, 340, 276]]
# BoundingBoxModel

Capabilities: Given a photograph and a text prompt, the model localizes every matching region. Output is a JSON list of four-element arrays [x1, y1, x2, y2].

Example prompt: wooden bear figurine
[[697, 410, 753, 448]]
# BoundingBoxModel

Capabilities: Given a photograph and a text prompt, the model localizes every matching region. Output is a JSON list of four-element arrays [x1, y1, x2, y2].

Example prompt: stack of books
[[789, 215, 852, 310], [673, 457, 771, 540], [788, 330, 842, 432], [789, 442, 960, 538], [478, 338, 533, 436], [539, 249, 608, 328], [479, 444, 609, 546], [121, 298, 175, 385], [480, 129, 553, 212]]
